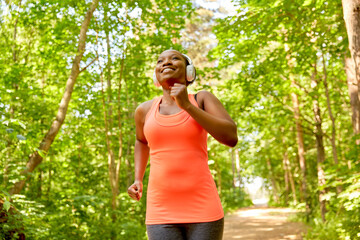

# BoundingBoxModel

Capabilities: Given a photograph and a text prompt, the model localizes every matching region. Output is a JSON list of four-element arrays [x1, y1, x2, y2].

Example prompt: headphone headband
[[182, 53, 193, 65]]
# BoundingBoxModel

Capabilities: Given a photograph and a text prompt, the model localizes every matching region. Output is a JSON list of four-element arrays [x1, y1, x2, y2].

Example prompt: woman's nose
[[162, 58, 172, 66]]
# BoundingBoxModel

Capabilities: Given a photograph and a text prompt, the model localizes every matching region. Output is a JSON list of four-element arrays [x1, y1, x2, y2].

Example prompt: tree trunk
[[281, 128, 297, 205], [231, 149, 237, 189], [215, 158, 222, 194], [342, 0, 360, 85], [99, 30, 116, 232], [235, 148, 242, 191], [100, 68, 118, 237], [345, 57, 360, 136], [103, 12, 118, 216], [12, 0, 22, 62], [116, 48, 126, 190], [290, 79, 307, 204], [125, 135, 133, 187], [323, 55, 343, 193], [266, 158, 279, 204], [211, 149, 222, 194], [287, 46, 308, 207], [47, 155, 53, 196], [322, 55, 339, 164], [285, 152, 297, 204], [342, 0, 360, 141], [100, 14, 124, 239], [283, 151, 289, 205], [230, 149, 241, 191], [311, 69, 327, 222], [9, 0, 100, 195], [124, 72, 135, 187], [37, 170, 42, 198]]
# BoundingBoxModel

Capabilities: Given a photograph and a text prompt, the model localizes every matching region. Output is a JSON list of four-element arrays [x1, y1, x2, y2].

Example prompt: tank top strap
[[145, 94, 198, 122], [145, 97, 162, 122]]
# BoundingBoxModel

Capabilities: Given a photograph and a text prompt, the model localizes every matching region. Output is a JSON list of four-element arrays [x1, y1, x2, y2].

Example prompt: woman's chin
[[162, 78, 185, 87]]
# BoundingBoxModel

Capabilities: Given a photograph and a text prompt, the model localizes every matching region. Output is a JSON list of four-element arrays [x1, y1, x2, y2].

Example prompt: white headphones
[[153, 53, 196, 87]]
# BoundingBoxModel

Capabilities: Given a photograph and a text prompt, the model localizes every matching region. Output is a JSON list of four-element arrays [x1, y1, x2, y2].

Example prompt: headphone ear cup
[[186, 65, 196, 82], [153, 70, 161, 87]]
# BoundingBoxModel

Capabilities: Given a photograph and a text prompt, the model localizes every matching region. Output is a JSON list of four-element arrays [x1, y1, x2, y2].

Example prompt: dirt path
[[224, 207, 307, 240]]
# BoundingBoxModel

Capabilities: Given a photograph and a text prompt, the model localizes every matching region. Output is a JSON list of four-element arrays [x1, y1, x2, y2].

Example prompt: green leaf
[[4, 200, 11, 212], [18, 121, 26, 129], [1, 190, 11, 200], [11, 119, 27, 129], [321, 191, 336, 201], [303, 0, 313, 6], [36, 148, 46, 157], [272, 0, 282, 7]]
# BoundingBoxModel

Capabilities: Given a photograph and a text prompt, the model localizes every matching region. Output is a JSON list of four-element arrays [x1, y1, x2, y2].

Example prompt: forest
[[1, 0, 359, 239]]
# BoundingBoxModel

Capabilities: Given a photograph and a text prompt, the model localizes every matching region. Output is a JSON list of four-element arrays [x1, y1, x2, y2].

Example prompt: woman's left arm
[[171, 84, 238, 147]]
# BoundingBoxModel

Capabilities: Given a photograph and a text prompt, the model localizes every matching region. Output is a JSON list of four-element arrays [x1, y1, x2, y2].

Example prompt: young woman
[[127, 49, 238, 240]]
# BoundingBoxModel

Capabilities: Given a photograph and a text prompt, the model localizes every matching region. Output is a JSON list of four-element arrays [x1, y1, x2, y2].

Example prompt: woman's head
[[153, 50, 196, 88]]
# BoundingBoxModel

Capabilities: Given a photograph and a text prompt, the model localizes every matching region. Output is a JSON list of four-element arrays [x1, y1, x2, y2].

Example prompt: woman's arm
[[127, 101, 152, 201], [170, 84, 238, 147]]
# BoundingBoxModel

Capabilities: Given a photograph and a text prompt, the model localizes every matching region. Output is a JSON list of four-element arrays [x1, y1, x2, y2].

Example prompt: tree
[[10, 0, 100, 195], [211, 0, 356, 231], [342, 0, 360, 140]]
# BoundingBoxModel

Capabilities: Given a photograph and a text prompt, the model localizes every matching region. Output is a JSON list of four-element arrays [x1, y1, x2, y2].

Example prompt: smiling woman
[[127, 49, 238, 240], [153, 50, 196, 88]]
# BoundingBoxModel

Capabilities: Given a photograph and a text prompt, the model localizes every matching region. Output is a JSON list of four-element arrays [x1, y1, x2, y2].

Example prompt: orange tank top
[[143, 94, 224, 225]]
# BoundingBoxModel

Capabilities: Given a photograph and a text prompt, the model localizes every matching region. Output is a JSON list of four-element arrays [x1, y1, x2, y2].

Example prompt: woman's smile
[[162, 67, 175, 73]]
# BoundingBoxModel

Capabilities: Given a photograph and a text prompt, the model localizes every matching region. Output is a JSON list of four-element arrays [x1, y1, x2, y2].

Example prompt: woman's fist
[[128, 181, 143, 201], [170, 83, 191, 109]]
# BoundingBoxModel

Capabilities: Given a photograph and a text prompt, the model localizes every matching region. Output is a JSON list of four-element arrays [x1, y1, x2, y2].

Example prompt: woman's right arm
[[127, 101, 152, 201]]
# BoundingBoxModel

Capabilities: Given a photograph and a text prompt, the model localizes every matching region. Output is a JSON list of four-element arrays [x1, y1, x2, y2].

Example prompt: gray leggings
[[146, 218, 224, 240]]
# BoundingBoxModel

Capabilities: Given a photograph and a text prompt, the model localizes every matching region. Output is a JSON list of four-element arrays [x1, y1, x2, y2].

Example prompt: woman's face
[[155, 50, 187, 88]]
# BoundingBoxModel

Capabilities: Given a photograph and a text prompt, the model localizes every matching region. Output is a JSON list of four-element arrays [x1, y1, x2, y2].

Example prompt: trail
[[224, 207, 307, 240]]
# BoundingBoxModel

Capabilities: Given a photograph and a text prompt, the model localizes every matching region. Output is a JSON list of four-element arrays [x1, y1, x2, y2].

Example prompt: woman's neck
[[161, 89, 176, 105]]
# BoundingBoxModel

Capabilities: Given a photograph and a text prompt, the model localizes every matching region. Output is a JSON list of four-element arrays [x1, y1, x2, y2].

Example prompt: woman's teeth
[[163, 68, 174, 73]]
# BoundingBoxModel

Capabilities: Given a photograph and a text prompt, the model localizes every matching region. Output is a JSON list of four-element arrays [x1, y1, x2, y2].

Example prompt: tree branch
[[79, 57, 98, 73]]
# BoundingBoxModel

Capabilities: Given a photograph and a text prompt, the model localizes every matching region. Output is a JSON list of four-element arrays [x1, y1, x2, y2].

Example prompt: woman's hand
[[170, 83, 192, 110], [128, 181, 143, 201]]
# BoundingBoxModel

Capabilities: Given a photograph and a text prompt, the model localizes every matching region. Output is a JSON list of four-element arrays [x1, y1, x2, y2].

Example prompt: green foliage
[[0, 192, 26, 240], [0, 1, 252, 239], [3, 0, 359, 238], [221, 189, 253, 213], [210, 0, 360, 238], [0, 0, 197, 239]]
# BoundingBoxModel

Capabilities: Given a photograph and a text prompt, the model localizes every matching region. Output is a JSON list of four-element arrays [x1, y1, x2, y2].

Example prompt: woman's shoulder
[[135, 98, 158, 121], [137, 99, 155, 111], [195, 90, 217, 109], [196, 90, 213, 98]]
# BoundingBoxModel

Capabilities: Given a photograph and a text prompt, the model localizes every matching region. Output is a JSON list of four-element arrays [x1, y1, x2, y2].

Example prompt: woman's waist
[[149, 152, 209, 174], [148, 161, 214, 191], [148, 170, 216, 194]]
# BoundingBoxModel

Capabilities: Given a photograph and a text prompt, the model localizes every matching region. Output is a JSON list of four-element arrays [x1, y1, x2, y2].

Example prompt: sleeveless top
[[143, 94, 224, 225]]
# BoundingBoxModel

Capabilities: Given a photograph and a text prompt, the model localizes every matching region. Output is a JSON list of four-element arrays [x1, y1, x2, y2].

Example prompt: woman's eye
[[173, 57, 179, 60], [157, 60, 162, 63]]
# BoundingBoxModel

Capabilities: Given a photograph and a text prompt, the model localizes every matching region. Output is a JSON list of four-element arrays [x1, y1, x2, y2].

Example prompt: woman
[[127, 49, 238, 240]]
